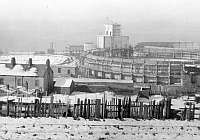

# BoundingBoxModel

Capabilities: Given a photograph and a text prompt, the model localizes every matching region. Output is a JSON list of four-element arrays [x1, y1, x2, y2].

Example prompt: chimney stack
[[11, 57, 16, 68], [46, 59, 50, 68], [28, 58, 32, 67]]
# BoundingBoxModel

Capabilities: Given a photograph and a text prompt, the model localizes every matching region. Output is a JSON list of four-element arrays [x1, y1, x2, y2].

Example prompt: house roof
[[0, 54, 74, 65], [54, 78, 74, 88], [0, 64, 38, 77], [0, 61, 50, 77]]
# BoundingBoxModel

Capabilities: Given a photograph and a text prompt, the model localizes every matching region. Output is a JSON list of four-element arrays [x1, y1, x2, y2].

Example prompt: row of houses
[[0, 57, 54, 94], [0, 56, 135, 96], [0, 54, 79, 78]]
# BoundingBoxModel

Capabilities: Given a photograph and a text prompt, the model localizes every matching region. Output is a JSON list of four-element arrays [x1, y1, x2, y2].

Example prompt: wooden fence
[[0, 97, 196, 121], [178, 103, 196, 121], [0, 99, 68, 118], [72, 97, 172, 120]]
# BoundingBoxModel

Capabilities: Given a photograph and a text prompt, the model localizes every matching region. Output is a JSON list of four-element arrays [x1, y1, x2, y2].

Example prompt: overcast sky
[[1, 0, 200, 51]]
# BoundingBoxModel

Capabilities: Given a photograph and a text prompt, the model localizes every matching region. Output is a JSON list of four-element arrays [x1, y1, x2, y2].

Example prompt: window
[[67, 69, 70, 74], [35, 79, 39, 87], [58, 68, 61, 73], [17, 79, 22, 86], [0, 78, 4, 85]]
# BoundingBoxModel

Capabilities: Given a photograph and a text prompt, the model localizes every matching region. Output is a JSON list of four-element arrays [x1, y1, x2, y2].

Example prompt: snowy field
[[0, 117, 200, 140]]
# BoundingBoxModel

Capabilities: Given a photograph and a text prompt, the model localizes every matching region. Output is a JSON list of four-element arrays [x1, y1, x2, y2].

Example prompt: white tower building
[[97, 23, 129, 49]]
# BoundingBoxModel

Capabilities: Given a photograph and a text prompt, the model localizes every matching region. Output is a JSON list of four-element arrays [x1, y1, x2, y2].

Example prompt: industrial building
[[80, 41, 200, 93]]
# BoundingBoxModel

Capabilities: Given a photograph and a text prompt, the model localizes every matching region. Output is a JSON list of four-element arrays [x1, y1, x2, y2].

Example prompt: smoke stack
[[11, 57, 16, 68], [28, 58, 32, 67]]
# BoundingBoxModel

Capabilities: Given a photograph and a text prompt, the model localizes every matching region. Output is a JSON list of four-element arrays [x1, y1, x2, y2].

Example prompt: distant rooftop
[[135, 42, 200, 51]]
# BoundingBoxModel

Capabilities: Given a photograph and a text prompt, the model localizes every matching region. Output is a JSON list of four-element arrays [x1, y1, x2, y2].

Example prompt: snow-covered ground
[[0, 117, 200, 140]]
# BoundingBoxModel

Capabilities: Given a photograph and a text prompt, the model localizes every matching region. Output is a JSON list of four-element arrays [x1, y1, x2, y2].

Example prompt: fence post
[[159, 101, 164, 119], [84, 99, 87, 118], [135, 102, 138, 118], [118, 99, 123, 119], [102, 97, 104, 119], [27, 104, 30, 117], [128, 97, 131, 118], [80, 100, 83, 117], [31, 104, 33, 117], [50, 95, 54, 117], [193, 104, 195, 120], [75, 98, 80, 118], [153, 101, 156, 118], [163, 100, 167, 120], [34, 99, 39, 117], [24, 103, 27, 118], [139, 102, 143, 119], [166, 98, 171, 119], [20, 98, 23, 118], [6, 100, 10, 117], [149, 101, 152, 119], [144, 105, 148, 119], [95, 99, 101, 118], [188, 103, 192, 121], [14, 103, 17, 118], [104, 100, 107, 118], [87, 99, 90, 119]]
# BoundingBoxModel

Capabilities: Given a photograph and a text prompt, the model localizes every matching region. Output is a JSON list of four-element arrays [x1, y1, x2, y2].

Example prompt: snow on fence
[[0, 96, 197, 121]]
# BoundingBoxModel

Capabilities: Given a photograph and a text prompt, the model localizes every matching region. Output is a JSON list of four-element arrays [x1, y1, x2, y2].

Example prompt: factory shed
[[54, 78, 74, 95]]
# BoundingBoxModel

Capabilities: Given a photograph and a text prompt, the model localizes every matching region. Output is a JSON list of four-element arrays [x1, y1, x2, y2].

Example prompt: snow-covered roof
[[54, 78, 74, 88], [0, 64, 38, 76], [149, 95, 164, 103], [0, 54, 76, 66]]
